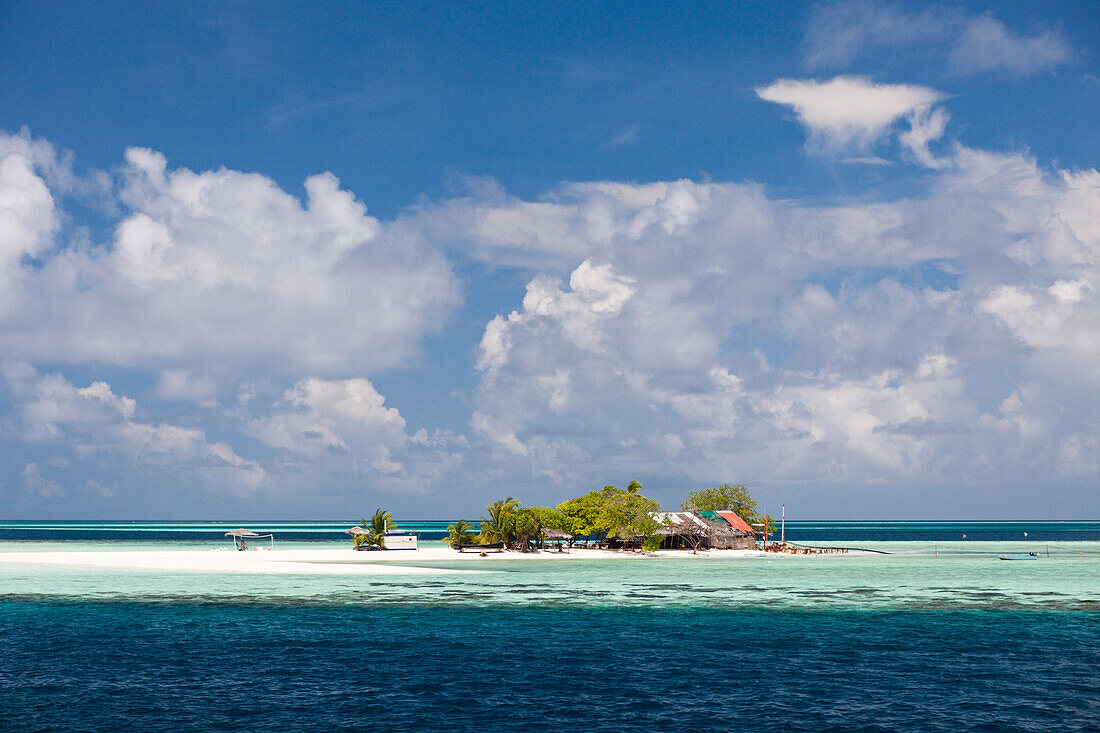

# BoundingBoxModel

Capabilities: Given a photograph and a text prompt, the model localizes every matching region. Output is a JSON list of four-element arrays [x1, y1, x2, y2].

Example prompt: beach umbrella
[[345, 526, 369, 536], [224, 528, 261, 537]]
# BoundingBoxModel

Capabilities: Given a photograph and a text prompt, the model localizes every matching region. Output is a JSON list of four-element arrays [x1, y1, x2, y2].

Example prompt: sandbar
[[0, 546, 768, 575]]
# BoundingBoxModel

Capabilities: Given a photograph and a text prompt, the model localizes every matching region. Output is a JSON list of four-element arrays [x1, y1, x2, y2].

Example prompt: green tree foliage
[[556, 483, 659, 545], [442, 519, 477, 549], [478, 497, 521, 546], [474, 498, 550, 551], [527, 506, 568, 531], [469, 481, 660, 552], [600, 489, 660, 542], [556, 490, 610, 538], [511, 508, 542, 551], [679, 484, 776, 537], [681, 484, 757, 518], [355, 508, 394, 549], [757, 513, 777, 537]]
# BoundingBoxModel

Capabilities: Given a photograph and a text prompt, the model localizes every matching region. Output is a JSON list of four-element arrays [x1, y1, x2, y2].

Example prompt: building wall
[[659, 533, 756, 550], [708, 534, 756, 550]]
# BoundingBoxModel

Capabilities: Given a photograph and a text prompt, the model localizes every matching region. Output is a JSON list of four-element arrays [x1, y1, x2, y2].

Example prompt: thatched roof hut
[[540, 528, 573, 540], [652, 512, 708, 536], [652, 511, 755, 550]]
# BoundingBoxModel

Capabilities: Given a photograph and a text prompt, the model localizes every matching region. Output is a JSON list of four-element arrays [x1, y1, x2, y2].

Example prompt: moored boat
[[997, 552, 1038, 560]]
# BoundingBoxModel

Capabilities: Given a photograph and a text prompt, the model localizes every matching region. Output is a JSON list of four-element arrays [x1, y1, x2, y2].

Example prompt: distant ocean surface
[[2, 521, 1099, 731], [4, 518, 1100, 542]]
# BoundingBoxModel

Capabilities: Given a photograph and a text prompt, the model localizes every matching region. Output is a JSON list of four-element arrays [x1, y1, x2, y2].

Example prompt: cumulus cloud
[[2, 364, 266, 493], [23, 463, 64, 499], [3, 124, 1098, 515], [804, 1, 1072, 77], [0, 134, 460, 390], [757, 76, 943, 153], [0, 139, 60, 313], [247, 377, 466, 492], [456, 143, 1100, 508], [981, 279, 1099, 383]]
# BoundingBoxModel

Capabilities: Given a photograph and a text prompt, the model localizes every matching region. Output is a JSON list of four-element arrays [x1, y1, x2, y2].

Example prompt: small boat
[[998, 552, 1038, 560]]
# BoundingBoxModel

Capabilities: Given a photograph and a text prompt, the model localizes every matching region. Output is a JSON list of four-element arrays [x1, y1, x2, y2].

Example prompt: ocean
[[2, 521, 1099, 731]]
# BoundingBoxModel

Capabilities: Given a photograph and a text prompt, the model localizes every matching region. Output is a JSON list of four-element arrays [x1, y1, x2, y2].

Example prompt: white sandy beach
[[0, 546, 768, 575]]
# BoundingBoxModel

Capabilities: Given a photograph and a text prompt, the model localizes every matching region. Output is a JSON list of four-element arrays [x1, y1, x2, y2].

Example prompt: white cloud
[[0, 142, 59, 314], [3, 364, 265, 492], [417, 178, 715, 270], [899, 105, 950, 168], [2, 124, 1098, 515], [0, 127, 79, 192], [249, 377, 406, 466], [950, 15, 1072, 77], [757, 76, 943, 152], [455, 145, 1100, 508], [981, 279, 1099, 382], [610, 125, 641, 147], [1059, 432, 1099, 476], [156, 370, 219, 404], [23, 463, 64, 499], [803, 0, 947, 70], [804, 1, 1072, 77], [840, 156, 894, 166], [0, 135, 460, 389], [247, 377, 466, 491]]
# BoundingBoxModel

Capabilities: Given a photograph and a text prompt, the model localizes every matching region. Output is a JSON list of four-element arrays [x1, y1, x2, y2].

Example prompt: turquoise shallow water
[[1, 537, 1098, 610], [1, 520, 1099, 609]]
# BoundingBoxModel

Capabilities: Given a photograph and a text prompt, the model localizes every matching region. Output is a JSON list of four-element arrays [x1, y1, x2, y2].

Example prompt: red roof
[[716, 511, 754, 534]]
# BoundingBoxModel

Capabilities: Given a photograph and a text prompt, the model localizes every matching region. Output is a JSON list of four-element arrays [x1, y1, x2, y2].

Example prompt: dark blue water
[[4, 520, 1099, 543], [780, 521, 1100, 543], [2, 602, 1098, 732]]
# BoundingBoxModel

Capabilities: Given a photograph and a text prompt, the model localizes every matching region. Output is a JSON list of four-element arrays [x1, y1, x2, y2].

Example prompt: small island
[[363, 482, 782, 554]]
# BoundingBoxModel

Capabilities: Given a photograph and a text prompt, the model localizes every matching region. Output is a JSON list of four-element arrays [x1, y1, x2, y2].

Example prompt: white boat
[[381, 531, 418, 550]]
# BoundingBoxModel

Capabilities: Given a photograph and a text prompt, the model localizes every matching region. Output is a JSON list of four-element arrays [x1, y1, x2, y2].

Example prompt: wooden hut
[[652, 511, 756, 550], [703, 511, 758, 549], [652, 512, 710, 551]]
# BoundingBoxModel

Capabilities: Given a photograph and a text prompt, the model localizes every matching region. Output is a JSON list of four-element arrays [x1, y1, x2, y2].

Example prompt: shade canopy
[[541, 528, 573, 540], [225, 528, 261, 537], [345, 526, 369, 536]]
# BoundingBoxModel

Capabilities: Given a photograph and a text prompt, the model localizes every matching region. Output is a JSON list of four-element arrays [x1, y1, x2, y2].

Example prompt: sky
[[1, 0, 1098, 519]]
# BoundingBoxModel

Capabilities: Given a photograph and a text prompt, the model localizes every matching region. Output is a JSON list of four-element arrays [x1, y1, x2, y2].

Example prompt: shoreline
[[0, 546, 771, 575]]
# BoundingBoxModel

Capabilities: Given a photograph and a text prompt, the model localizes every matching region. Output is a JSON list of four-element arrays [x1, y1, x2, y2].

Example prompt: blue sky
[[1, 0, 1098, 519]]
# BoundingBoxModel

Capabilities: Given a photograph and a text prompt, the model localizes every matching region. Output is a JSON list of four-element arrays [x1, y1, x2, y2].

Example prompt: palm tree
[[479, 497, 520, 545], [358, 508, 393, 550], [626, 480, 643, 494], [443, 519, 477, 549]]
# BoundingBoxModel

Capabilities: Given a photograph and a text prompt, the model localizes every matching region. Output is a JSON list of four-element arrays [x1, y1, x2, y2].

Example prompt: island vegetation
[[351, 508, 394, 550], [427, 480, 772, 552], [681, 483, 776, 534]]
